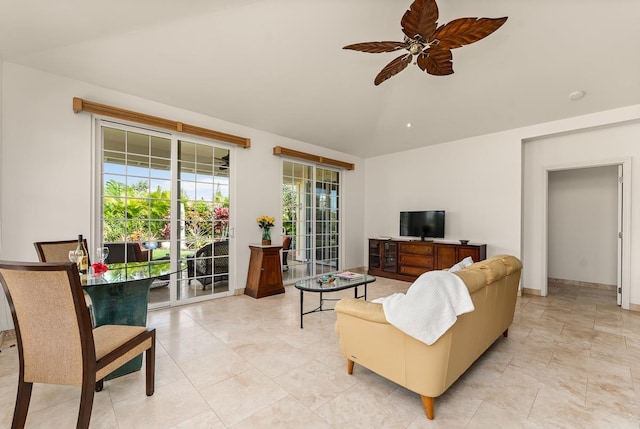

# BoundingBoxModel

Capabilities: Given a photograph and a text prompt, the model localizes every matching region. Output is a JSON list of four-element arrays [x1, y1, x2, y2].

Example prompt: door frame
[[540, 158, 631, 309]]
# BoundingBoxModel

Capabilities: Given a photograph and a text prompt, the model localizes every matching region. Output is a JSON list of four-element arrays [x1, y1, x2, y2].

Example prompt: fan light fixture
[[344, 0, 508, 85]]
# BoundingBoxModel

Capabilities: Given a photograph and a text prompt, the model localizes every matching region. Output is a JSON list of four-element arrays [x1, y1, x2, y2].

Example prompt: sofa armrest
[[334, 298, 388, 324]]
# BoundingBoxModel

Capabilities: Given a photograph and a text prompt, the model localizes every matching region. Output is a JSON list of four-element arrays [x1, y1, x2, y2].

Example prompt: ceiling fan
[[343, 0, 507, 85]]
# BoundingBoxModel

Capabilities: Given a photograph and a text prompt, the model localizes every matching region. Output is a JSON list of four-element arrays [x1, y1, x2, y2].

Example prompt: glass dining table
[[83, 260, 185, 379]]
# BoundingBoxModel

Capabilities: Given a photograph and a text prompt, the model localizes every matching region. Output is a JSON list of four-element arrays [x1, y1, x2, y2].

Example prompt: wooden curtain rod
[[72, 97, 251, 148], [273, 146, 355, 170]]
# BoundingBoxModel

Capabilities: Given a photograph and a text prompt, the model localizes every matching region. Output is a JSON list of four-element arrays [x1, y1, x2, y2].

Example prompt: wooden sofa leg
[[503, 328, 509, 338], [347, 359, 354, 375], [421, 396, 435, 420]]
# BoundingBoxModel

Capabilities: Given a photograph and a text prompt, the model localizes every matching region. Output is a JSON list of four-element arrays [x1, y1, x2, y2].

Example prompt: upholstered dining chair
[[34, 238, 91, 265], [34, 238, 95, 324], [0, 261, 156, 429]]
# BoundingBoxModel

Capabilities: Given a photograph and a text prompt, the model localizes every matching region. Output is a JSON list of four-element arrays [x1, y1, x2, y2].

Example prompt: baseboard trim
[[548, 278, 615, 291], [629, 303, 640, 313]]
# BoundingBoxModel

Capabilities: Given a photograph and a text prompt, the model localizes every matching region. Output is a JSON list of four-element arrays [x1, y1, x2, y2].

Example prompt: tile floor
[[1, 278, 640, 428]]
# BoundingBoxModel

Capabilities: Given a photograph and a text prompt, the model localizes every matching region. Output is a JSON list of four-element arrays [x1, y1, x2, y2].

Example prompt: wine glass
[[96, 246, 109, 264], [68, 249, 82, 264]]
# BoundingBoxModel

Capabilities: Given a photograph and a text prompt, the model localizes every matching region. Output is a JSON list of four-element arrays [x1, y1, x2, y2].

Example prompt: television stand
[[368, 238, 486, 282]]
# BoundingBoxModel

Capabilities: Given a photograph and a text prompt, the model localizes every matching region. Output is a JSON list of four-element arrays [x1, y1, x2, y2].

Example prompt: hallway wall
[[548, 165, 618, 285]]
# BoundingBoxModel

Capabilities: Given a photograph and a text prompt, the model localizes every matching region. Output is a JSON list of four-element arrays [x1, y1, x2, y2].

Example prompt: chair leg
[[95, 379, 104, 392], [12, 379, 33, 429], [146, 333, 156, 396], [421, 395, 435, 420], [503, 328, 509, 338], [77, 381, 95, 429]]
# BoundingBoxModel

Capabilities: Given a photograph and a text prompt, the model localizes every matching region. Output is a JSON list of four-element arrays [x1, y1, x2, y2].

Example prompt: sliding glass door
[[282, 160, 340, 283], [99, 121, 233, 307]]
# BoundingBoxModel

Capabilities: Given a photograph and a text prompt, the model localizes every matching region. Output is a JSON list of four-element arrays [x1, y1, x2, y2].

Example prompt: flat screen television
[[399, 210, 445, 240]]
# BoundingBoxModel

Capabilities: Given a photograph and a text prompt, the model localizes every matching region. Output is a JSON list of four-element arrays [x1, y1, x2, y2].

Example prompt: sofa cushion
[[448, 256, 474, 273]]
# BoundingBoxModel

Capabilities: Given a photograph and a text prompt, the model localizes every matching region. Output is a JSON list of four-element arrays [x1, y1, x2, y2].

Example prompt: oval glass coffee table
[[294, 274, 376, 328]]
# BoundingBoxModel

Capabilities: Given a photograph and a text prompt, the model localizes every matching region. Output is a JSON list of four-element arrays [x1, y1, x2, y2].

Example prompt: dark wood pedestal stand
[[245, 244, 285, 298]]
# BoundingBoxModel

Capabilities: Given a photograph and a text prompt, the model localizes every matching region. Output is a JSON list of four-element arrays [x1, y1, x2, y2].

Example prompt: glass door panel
[[178, 141, 230, 300], [315, 167, 340, 275], [282, 161, 340, 283], [101, 126, 172, 306]]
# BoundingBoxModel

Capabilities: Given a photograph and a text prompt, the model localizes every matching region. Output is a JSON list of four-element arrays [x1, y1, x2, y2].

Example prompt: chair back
[[104, 242, 151, 263], [34, 239, 90, 265], [0, 262, 95, 386]]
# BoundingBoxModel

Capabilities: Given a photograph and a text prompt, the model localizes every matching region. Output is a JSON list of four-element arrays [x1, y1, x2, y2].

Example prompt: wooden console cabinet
[[368, 239, 486, 282], [245, 244, 285, 298]]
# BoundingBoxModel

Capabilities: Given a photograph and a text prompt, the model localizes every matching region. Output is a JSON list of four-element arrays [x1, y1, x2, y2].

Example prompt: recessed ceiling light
[[406, 123, 412, 128], [569, 90, 585, 101]]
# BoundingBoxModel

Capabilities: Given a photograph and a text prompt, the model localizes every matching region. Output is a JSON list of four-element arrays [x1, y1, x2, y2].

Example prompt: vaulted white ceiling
[[1, 0, 639, 157]]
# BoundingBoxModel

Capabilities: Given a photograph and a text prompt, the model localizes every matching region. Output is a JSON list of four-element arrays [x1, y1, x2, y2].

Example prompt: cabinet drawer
[[399, 254, 433, 268], [458, 247, 479, 261], [398, 243, 433, 255], [399, 265, 429, 276]]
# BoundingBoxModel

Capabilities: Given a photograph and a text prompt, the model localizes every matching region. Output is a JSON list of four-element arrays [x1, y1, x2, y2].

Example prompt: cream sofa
[[334, 254, 522, 419]]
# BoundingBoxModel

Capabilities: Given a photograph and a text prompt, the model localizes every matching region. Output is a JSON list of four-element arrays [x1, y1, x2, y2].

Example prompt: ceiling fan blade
[[401, 0, 439, 41], [417, 48, 453, 76], [431, 17, 508, 50], [343, 41, 406, 53], [374, 53, 412, 85]]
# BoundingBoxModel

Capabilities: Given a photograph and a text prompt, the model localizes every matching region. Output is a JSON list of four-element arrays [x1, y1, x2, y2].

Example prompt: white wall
[[365, 105, 640, 306], [0, 60, 11, 330], [548, 166, 618, 285], [0, 62, 365, 330], [364, 132, 523, 257], [523, 120, 640, 303]]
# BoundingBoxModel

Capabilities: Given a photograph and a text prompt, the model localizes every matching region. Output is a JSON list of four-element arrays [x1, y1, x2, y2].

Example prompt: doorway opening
[[547, 165, 619, 305], [540, 159, 630, 309]]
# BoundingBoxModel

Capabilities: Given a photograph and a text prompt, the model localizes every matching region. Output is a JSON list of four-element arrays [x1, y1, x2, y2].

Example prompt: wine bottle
[[77, 234, 89, 274]]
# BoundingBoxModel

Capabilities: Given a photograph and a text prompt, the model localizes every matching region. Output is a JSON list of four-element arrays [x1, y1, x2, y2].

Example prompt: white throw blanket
[[381, 270, 474, 345]]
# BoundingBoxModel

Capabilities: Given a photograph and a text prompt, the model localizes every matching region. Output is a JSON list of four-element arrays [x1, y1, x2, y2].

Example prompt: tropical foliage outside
[[103, 179, 229, 249]]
